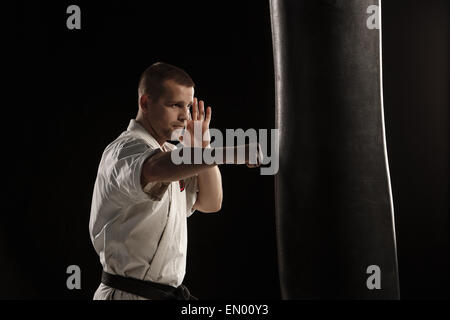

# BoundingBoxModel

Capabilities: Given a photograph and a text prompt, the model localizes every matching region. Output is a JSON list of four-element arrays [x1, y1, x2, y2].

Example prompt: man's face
[[144, 79, 194, 142]]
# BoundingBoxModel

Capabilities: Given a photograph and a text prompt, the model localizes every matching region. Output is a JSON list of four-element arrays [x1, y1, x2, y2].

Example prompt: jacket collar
[[127, 119, 172, 151]]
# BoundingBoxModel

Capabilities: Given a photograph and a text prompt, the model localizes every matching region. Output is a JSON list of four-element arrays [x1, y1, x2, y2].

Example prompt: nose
[[178, 106, 189, 121]]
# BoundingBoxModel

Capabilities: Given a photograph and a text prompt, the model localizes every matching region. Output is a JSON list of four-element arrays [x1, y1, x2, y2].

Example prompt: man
[[89, 62, 260, 300]]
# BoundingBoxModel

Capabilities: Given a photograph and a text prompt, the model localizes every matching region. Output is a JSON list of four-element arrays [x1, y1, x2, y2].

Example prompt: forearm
[[142, 145, 252, 184], [194, 166, 222, 212]]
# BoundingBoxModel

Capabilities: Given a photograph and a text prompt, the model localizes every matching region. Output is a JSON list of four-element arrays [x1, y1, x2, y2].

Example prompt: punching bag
[[270, 0, 400, 299]]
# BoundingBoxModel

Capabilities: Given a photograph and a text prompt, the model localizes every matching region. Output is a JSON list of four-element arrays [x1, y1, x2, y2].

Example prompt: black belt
[[101, 271, 197, 300]]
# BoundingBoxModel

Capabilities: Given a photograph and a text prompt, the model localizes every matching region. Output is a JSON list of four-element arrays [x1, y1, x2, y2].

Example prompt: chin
[[168, 128, 183, 141]]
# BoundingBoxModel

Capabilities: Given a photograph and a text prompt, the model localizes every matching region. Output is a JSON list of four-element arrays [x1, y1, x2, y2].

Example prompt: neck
[[135, 115, 166, 147]]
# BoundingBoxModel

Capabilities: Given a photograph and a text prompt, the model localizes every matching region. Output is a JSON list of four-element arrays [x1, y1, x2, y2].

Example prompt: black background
[[4, 0, 448, 299]]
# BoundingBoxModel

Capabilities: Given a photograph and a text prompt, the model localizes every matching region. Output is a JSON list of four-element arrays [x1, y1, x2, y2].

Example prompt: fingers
[[205, 106, 212, 125], [193, 97, 211, 122], [199, 100, 205, 120], [192, 97, 198, 121]]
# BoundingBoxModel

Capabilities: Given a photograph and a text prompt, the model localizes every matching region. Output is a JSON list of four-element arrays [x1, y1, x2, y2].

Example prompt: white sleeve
[[110, 140, 168, 203]]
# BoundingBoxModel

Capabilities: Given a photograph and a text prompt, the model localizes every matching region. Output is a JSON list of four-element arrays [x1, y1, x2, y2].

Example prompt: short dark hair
[[138, 62, 195, 102]]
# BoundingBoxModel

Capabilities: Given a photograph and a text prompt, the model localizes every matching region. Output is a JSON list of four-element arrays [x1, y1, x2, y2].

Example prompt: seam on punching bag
[[378, 0, 401, 298]]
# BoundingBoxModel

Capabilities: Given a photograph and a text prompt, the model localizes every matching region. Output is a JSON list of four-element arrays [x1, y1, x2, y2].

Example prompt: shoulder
[[104, 134, 152, 162]]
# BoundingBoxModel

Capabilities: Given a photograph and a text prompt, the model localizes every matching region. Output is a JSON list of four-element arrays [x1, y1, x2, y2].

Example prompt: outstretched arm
[[140, 98, 259, 213]]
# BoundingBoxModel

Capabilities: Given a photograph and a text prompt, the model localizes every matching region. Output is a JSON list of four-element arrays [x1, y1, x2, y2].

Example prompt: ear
[[139, 94, 150, 114]]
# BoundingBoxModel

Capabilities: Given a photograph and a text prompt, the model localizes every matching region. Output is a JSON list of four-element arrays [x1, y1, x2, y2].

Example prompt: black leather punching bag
[[270, 0, 400, 299]]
